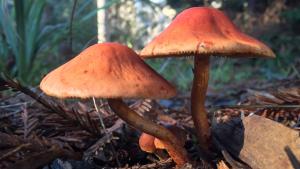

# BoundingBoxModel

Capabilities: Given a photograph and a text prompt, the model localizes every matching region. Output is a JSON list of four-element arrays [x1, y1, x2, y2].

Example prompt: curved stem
[[191, 56, 211, 151], [108, 98, 189, 165]]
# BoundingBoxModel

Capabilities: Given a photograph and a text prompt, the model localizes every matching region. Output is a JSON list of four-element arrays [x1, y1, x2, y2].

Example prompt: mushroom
[[139, 125, 186, 160], [140, 7, 275, 152], [139, 132, 169, 160], [139, 132, 156, 153], [40, 42, 188, 165]]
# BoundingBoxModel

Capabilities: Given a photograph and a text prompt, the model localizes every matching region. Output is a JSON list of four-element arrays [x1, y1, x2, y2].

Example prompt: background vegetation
[[0, 0, 299, 91]]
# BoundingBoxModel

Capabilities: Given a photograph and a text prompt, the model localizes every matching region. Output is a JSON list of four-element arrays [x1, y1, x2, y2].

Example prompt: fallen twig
[[210, 104, 300, 110], [8, 145, 65, 169], [221, 150, 251, 169], [83, 119, 124, 160], [0, 143, 31, 161], [0, 73, 100, 135], [120, 158, 173, 169], [0, 132, 23, 148]]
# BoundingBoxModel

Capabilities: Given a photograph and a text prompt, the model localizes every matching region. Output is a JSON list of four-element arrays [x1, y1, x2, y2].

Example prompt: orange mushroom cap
[[140, 7, 275, 58], [40, 43, 176, 99], [153, 138, 167, 150], [139, 133, 156, 153]]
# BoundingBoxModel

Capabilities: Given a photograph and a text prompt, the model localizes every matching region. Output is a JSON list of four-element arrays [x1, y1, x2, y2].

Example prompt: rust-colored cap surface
[[40, 43, 176, 99], [141, 7, 275, 58], [139, 133, 156, 153], [154, 138, 166, 149]]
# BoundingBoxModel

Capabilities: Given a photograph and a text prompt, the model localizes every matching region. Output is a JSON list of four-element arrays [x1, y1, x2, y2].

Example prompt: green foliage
[[0, 0, 65, 84], [282, 7, 300, 24], [147, 58, 194, 90], [1, 0, 300, 91], [0, 0, 119, 85]]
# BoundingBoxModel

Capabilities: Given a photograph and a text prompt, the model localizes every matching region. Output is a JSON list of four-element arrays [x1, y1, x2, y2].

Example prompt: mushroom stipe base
[[107, 98, 189, 165]]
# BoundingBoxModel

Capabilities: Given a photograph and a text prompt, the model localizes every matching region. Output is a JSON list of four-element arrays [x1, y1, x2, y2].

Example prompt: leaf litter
[[0, 75, 300, 168]]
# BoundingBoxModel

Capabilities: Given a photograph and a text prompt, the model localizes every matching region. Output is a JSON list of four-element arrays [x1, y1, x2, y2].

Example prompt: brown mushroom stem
[[107, 98, 189, 165], [191, 56, 211, 151]]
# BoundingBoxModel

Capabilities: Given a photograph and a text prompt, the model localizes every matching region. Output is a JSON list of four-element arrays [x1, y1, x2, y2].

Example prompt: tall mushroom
[[40, 42, 188, 165], [140, 7, 275, 152]]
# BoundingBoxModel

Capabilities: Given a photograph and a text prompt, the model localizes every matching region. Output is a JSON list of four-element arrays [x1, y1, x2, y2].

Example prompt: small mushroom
[[40, 42, 188, 165], [139, 125, 187, 161], [140, 7, 275, 151], [139, 133, 156, 153]]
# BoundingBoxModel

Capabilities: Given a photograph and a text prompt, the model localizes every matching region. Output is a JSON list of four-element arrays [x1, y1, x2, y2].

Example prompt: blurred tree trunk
[[97, 0, 108, 42]]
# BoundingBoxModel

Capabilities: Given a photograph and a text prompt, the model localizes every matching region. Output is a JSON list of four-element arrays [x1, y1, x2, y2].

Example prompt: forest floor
[[0, 77, 300, 169]]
